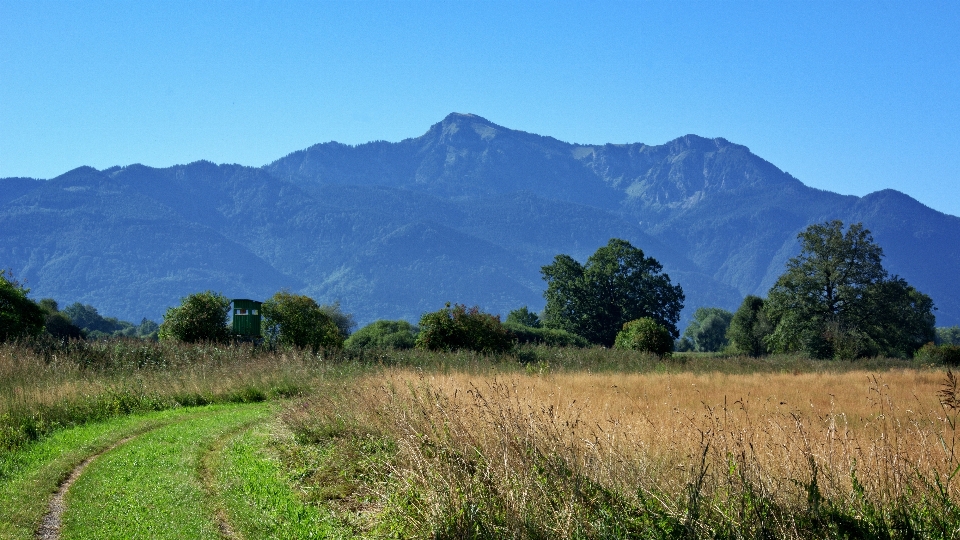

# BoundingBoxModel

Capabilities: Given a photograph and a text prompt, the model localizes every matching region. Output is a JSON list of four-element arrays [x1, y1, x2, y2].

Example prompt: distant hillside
[[2, 113, 957, 327]]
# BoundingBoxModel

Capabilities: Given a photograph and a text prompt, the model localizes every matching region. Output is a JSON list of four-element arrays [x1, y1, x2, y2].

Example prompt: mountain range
[[2, 113, 958, 329]]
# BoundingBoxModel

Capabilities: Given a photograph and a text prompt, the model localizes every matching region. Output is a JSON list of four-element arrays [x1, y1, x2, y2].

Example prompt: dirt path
[[31, 405, 268, 540], [34, 434, 140, 540]]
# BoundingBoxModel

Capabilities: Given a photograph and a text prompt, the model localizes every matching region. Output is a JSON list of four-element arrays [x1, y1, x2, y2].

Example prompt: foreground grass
[[61, 403, 272, 539], [0, 338, 930, 458], [0, 406, 231, 539], [0, 339, 354, 455], [282, 368, 960, 538], [3, 339, 957, 538], [214, 417, 349, 539]]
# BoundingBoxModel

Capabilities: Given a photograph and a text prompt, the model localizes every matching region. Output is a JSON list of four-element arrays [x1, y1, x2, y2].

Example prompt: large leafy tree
[[726, 296, 773, 357], [39, 299, 85, 340], [319, 301, 357, 338], [939, 326, 960, 346], [541, 238, 684, 346], [765, 221, 935, 358], [158, 291, 232, 343], [0, 270, 45, 342], [681, 307, 734, 352], [262, 291, 344, 351]]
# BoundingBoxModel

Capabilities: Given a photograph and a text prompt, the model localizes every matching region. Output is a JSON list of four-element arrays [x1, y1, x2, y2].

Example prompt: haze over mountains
[[2, 113, 958, 328]]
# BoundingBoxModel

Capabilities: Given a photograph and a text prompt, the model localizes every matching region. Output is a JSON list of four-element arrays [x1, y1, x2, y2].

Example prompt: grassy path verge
[[0, 407, 214, 540], [1, 401, 356, 540], [214, 420, 348, 539], [59, 403, 272, 540]]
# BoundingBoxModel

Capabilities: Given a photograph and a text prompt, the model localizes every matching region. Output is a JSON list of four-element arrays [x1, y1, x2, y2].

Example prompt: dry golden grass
[[395, 369, 950, 492], [290, 367, 960, 537]]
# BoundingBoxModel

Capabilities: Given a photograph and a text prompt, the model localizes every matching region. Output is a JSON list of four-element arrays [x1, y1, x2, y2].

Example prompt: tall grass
[[0, 339, 337, 455], [285, 368, 960, 538], [4, 337, 955, 536]]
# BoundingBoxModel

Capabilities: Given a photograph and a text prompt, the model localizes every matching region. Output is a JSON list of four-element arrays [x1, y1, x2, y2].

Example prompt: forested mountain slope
[[2, 113, 957, 326]]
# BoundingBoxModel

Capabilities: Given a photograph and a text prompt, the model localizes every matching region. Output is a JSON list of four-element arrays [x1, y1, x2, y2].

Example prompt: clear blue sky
[[2, 1, 959, 216]]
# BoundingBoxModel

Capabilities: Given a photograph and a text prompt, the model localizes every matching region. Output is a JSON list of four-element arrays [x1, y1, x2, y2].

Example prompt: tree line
[[2, 220, 957, 360], [0, 272, 158, 342]]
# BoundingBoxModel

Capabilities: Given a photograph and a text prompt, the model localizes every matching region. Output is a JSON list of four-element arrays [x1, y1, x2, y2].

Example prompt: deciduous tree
[[681, 307, 734, 352], [158, 291, 231, 343], [541, 238, 684, 346], [262, 291, 343, 351], [0, 270, 45, 342], [765, 221, 935, 358], [614, 317, 673, 356], [506, 306, 541, 328], [344, 319, 417, 351], [415, 303, 514, 354], [726, 296, 773, 357]]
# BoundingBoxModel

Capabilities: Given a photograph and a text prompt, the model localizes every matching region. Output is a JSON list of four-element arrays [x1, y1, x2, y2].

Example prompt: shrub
[[506, 306, 541, 328], [345, 320, 418, 351], [415, 304, 514, 354], [502, 322, 588, 348], [158, 291, 231, 343], [915, 342, 960, 365], [614, 317, 673, 356], [262, 291, 344, 351], [0, 270, 45, 342]]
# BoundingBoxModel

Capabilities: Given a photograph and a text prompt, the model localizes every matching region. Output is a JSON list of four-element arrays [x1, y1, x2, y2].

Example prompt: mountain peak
[[442, 112, 487, 122], [51, 166, 105, 184], [667, 134, 747, 154], [429, 112, 506, 144]]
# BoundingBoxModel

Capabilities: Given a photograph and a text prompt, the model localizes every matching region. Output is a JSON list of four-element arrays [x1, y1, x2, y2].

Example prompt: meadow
[[2, 340, 958, 538]]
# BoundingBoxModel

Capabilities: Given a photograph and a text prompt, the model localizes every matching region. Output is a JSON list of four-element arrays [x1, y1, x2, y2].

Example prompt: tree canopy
[[261, 291, 344, 351], [344, 319, 417, 351], [614, 318, 673, 356], [939, 326, 960, 346], [506, 306, 541, 328], [725, 296, 773, 357], [415, 303, 514, 354], [0, 270, 45, 342], [319, 301, 356, 338], [158, 291, 232, 343], [680, 307, 734, 352], [541, 238, 684, 346], [765, 221, 935, 358]]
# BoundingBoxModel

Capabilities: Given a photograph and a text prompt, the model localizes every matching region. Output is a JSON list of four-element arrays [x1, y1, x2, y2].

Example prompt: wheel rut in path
[[197, 416, 268, 540], [33, 405, 273, 540], [35, 433, 142, 540]]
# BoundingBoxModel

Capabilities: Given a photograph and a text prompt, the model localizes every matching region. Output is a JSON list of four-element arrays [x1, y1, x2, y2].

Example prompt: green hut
[[231, 299, 262, 338]]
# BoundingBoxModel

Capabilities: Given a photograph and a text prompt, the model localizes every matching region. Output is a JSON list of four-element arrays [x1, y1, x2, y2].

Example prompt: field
[[2, 341, 959, 538]]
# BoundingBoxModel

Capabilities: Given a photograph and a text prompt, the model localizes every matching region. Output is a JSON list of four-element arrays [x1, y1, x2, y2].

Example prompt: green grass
[[214, 418, 349, 539], [0, 402, 349, 540], [0, 406, 225, 540], [3, 340, 956, 539], [59, 403, 272, 539], [0, 339, 347, 454]]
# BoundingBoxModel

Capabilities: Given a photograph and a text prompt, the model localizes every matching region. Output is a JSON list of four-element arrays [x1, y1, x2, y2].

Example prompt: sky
[[2, 1, 959, 217]]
